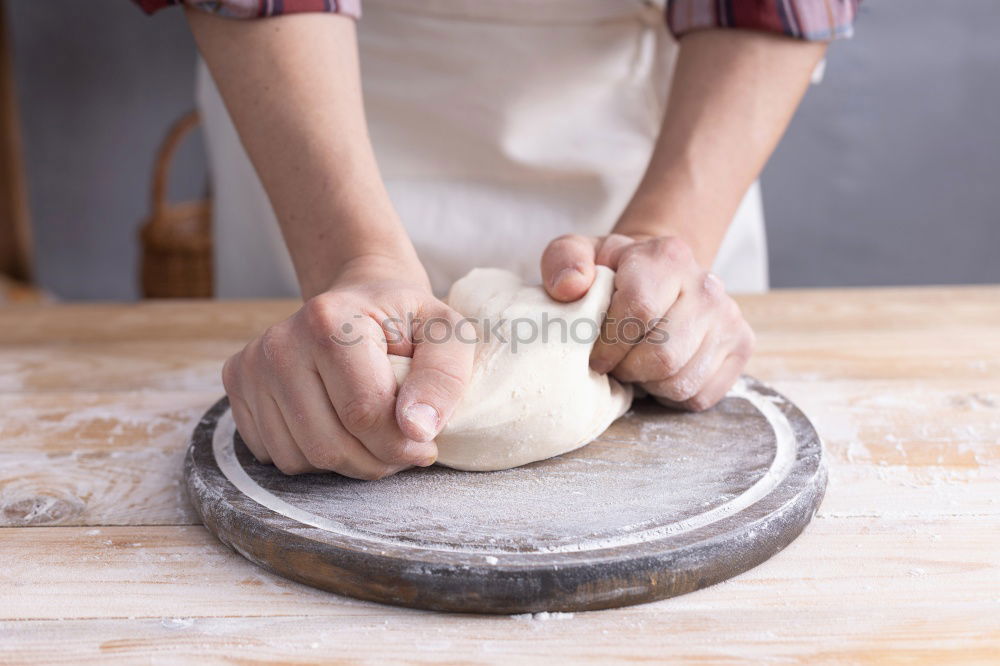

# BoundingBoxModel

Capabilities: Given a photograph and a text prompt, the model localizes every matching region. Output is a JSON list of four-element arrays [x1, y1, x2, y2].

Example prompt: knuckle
[[658, 375, 699, 403], [653, 236, 693, 264], [339, 397, 384, 435], [413, 364, 468, 398], [736, 323, 756, 357], [726, 299, 742, 320], [715, 301, 741, 329], [301, 295, 343, 346], [302, 443, 343, 472], [221, 355, 241, 393], [231, 412, 255, 444], [605, 232, 633, 246], [648, 346, 684, 378], [272, 456, 310, 476], [700, 272, 727, 304], [621, 293, 660, 325], [414, 310, 456, 346], [615, 244, 646, 272], [685, 394, 716, 412], [551, 233, 585, 247], [241, 338, 264, 368], [258, 326, 290, 368], [616, 241, 640, 258], [705, 271, 728, 295]]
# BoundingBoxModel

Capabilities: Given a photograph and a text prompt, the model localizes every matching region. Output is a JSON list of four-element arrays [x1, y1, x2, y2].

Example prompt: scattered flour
[[512, 612, 575, 621]]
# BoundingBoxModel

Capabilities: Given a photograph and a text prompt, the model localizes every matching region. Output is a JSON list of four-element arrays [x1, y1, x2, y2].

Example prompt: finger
[[612, 290, 712, 383], [656, 353, 747, 413], [679, 320, 754, 411], [641, 329, 728, 404], [222, 354, 271, 463], [309, 306, 432, 467], [541, 234, 598, 302], [273, 370, 407, 480], [397, 305, 476, 444], [253, 395, 318, 475], [594, 233, 636, 269], [589, 241, 688, 374], [683, 353, 748, 412], [229, 393, 270, 464]]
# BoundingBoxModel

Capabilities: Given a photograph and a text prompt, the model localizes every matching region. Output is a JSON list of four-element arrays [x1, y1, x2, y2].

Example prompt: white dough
[[390, 266, 632, 471]]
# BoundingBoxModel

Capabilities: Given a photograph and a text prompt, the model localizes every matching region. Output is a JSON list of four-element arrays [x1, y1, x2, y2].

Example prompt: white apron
[[197, 0, 768, 299]]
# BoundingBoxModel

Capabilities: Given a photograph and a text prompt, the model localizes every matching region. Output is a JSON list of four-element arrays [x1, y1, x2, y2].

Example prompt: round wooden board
[[185, 376, 825, 614]]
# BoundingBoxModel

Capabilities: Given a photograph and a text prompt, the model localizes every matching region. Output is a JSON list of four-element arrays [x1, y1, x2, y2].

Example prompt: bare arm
[[542, 29, 828, 411], [187, 10, 423, 297], [615, 29, 827, 264], [188, 11, 474, 478]]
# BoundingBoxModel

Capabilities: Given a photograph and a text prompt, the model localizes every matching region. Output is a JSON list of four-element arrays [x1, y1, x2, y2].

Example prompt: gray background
[[9, 0, 1000, 300]]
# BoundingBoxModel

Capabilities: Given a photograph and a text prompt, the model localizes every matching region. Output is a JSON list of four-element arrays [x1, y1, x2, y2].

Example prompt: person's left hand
[[540, 233, 755, 411]]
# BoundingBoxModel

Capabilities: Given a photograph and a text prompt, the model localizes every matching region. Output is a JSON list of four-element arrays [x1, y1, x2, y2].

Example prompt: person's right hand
[[222, 256, 476, 479]]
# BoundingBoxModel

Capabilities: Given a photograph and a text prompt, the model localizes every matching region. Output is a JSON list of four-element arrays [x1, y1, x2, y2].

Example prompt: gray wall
[[763, 0, 1000, 287], [9, 1, 203, 300], [9, 0, 1000, 300]]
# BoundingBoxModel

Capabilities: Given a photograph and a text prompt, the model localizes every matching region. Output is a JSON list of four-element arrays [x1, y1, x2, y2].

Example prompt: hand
[[222, 256, 475, 479], [541, 233, 754, 411]]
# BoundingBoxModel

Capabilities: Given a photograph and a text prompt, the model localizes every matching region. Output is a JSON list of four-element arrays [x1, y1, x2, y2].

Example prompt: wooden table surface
[[1, 286, 998, 664]]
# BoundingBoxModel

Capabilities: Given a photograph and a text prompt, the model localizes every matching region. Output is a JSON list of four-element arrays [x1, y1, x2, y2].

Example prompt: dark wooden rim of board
[[185, 376, 826, 613]]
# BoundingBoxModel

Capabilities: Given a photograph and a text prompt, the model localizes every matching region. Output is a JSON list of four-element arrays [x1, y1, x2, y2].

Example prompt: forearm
[[615, 29, 827, 267], [186, 10, 423, 298]]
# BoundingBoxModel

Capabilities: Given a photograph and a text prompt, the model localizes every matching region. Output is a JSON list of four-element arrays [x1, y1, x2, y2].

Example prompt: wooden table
[[1, 287, 998, 664]]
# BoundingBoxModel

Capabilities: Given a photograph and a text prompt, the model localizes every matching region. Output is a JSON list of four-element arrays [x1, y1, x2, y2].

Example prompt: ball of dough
[[390, 266, 632, 471]]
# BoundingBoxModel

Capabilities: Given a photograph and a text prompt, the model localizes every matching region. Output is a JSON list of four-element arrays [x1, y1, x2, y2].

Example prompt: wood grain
[[2, 379, 994, 528], [0, 391, 215, 526], [1, 286, 998, 662], [1, 518, 996, 663]]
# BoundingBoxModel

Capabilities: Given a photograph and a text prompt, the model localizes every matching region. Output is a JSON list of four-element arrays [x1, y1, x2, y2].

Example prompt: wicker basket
[[139, 110, 213, 298]]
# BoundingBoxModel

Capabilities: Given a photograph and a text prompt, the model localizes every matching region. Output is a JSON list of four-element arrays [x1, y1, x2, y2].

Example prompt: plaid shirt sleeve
[[667, 0, 861, 41], [133, 0, 361, 19], [136, 1, 858, 41], [667, 0, 860, 41]]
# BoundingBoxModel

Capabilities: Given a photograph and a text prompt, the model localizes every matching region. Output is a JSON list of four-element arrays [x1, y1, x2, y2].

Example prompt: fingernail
[[551, 267, 583, 290], [404, 441, 437, 467], [590, 356, 612, 375], [403, 402, 439, 441], [415, 454, 437, 468]]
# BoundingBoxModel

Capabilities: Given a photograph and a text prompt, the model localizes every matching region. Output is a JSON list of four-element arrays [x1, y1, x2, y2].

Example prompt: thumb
[[541, 234, 598, 302], [395, 306, 476, 445]]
